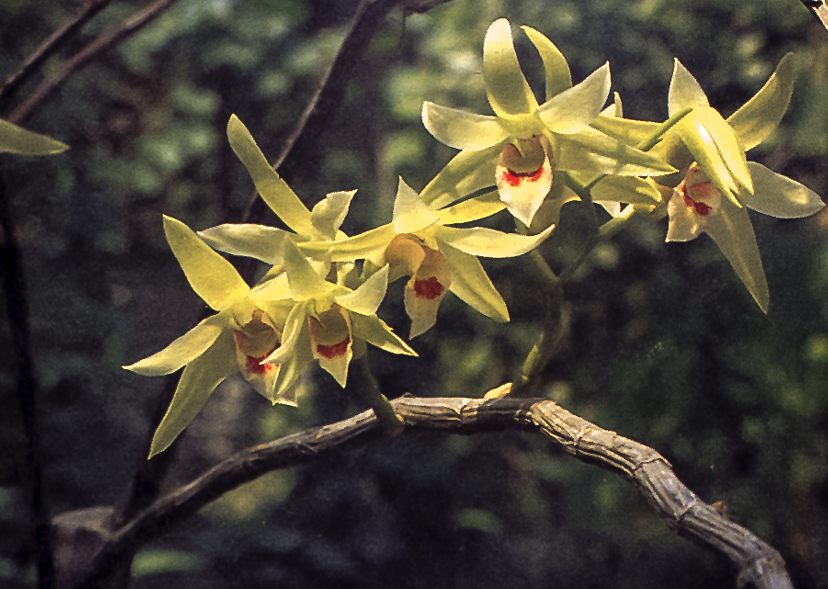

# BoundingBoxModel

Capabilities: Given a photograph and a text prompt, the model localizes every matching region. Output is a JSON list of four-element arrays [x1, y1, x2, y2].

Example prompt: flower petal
[[668, 59, 710, 116], [421, 102, 508, 151], [393, 177, 441, 234], [727, 54, 794, 152], [351, 313, 417, 356], [555, 128, 676, 176], [0, 119, 68, 155], [311, 190, 356, 240], [590, 114, 661, 146], [234, 310, 281, 399], [420, 145, 501, 208], [319, 224, 397, 265], [148, 329, 237, 457], [227, 115, 312, 234], [335, 265, 389, 316], [536, 62, 611, 135], [281, 238, 338, 301], [706, 198, 769, 313], [439, 240, 509, 323], [743, 162, 824, 218], [495, 140, 553, 225], [309, 306, 353, 387], [198, 223, 294, 264], [435, 191, 505, 225], [521, 25, 571, 99], [124, 312, 230, 376], [666, 187, 706, 242], [434, 223, 555, 258], [484, 19, 539, 117], [591, 176, 662, 206], [268, 304, 314, 403], [163, 216, 250, 310]]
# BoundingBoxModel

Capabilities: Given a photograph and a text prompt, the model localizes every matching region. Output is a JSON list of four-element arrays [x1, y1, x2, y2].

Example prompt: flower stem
[[353, 352, 404, 436]]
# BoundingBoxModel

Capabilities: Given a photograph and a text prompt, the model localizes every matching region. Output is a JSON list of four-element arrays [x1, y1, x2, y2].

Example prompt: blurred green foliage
[[1, 0, 828, 587]]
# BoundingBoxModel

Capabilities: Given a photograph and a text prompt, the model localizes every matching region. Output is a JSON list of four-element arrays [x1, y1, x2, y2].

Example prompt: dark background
[[2, 0, 828, 587]]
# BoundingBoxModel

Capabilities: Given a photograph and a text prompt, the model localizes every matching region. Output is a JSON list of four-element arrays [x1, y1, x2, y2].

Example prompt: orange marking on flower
[[316, 336, 351, 359], [245, 355, 274, 374], [413, 276, 445, 300], [502, 166, 544, 188], [682, 183, 713, 216]]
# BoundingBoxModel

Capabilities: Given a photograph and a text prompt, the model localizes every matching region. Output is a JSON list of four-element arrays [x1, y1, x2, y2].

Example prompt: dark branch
[[76, 396, 792, 589], [6, 0, 182, 127], [800, 0, 828, 34], [0, 0, 116, 113]]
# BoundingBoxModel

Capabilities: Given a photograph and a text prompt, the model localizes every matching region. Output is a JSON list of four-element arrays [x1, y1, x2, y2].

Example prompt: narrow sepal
[[0, 119, 68, 155], [484, 18, 539, 117], [393, 177, 441, 234], [744, 162, 824, 218], [420, 145, 501, 208], [163, 216, 250, 311], [436, 191, 505, 225], [439, 241, 509, 323], [555, 129, 676, 176], [351, 313, 417, 356], [281, 238, 337, 300], [669, 59, 710, 116], [199, 223, 294, 264], [148, 329, 237, 457], [335, 265, 389, 316], [421, 102, 507, 151], [536, 62, 611, 135], [124, 312, 230, 376], [227, 115, 312, 234], [434, 223, 554, 258], [311, 190, 356, 240], [521, 25, 571, 99]]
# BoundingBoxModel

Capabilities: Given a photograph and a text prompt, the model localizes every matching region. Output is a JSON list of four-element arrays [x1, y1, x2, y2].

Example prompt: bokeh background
[[2, 0, 828, 587]]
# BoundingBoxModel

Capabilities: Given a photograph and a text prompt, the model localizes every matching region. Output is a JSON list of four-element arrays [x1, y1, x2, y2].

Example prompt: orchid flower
[[306, 177, 555, 337], [196, 115, 354, 272], [420, 18, 674, 226], [1, 119, 68, 155], [124, 216, 294, 457], [252, 239, 416, 396]]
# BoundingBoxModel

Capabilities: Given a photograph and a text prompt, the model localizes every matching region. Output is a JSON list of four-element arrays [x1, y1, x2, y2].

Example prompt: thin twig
[[0, 0, 116, 113], [800, 0, 828, 34], [75, 395, 792, 589], [6, 0, 182, 127], [0, 174, 53, 589]]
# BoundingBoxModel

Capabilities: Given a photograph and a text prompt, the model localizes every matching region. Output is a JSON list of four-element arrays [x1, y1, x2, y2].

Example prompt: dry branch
[[75, 396, 792, 589]]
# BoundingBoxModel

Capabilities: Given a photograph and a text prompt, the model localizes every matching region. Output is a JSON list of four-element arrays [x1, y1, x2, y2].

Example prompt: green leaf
[[706, 199, 769, 313], [727, 53, 795, 152], [521, 25, 571, 99], [148, 329, 237, 457], [351, 313, 417, 356], [124, 312, 230, 376], [668, 59, 710, 116], [483, 18, 539, 117], [744, 162, 824, 218], [0, 119, 68, 155], [227, 115, 312, 234], [536, 63, 611, 135], [421, 102, 507, 151], [420, 145, 501, 208], [434, 224, 554, 258], [439, 241, 509, 322], [199, 223, 295, 264], [163, 216, 250, 310]]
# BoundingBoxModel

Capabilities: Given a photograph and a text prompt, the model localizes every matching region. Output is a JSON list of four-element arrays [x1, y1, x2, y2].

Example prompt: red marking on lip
[[316, 336, 351, 359], [682, 183, 713, 216], [502, 166, 544, 188], [245, 355, 274, 374], [413, 276, 445, 300]]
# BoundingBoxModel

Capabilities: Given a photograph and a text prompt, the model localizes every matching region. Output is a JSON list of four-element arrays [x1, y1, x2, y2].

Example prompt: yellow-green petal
[[484, 18, 539, 117], [270, 304, 314, 401], [436, 191, 505, 225], [148, 329, 237, 457], [351, 313, 417, 356], [335, 265, 389, 316], [536, 62, 611, 135], [590, 176, 662, 206], [744, 162, 824, 218], [124, 312, 231, 376], [521, 25, 571, 99], [281, 238, 337, 301], [421, 102, 507, 151], [706, 198, 769, 313], [163, 216, 250, 311], [555, 128, 676, 176], [434, 223, 554, 258], [590, 114, 661, 146], [0, 119, 68, 155], [199, 223, 295, 264], [668, 59, 710, 116], [227, 115, 312, 234], [393, 177, 441, 234], [727, 53, 794, 152], [439, 241, 509, 322], [311, 190, 356, 240], [420, 145, 501, 208]]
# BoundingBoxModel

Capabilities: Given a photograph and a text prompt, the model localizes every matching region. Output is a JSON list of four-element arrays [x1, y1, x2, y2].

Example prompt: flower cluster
[[126, 18, 823, 457]]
